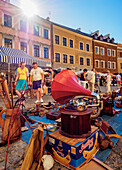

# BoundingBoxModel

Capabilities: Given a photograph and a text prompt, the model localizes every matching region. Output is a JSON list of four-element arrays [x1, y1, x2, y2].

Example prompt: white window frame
[[107, 48, 111, 56], [55, 52, 61, 62], [79, 41, 84, 50], [108, 61, 111, 69], [111, 62, 116, 69], [95, 60, 99, 68], [62, 37, 67, 46], [33, 43, 41, 58], [80, 57, 84, 65], [112, 49, 116, 57], [55, 34, 60, 45], [62, 54, 68, 63], [2, 11, 13, 28], [100, 47, 105, 55], [2, 34, 14, 48], [43, 45, 50, 59], [69, 39, 74, 48], [86, 58, 91, 66], [95, 46, 99, 54], [42, 26, 50, 39], [86, 43, 90, 52], [69, 55, 74, 64], [33, 23, 41, 36], [120, 63, 122, 69], [19, 39, 29, 54], [101, 60, 105, 68]]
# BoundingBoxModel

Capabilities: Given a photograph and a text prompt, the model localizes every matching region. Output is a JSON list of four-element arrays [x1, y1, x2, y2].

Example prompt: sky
[[11, 0, 122, 43]]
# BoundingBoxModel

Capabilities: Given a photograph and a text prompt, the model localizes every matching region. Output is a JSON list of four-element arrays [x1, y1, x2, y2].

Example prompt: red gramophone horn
[[51, 70, 92, 104]]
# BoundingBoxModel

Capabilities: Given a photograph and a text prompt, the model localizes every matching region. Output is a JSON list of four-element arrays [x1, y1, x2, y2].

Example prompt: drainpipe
[[51, 23, 54, 69], [92, 39, 94, 68]]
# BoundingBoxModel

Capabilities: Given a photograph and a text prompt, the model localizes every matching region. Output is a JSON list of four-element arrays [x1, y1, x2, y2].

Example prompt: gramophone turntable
[[51, 69, 103, 138], [46, 69, 102, 169]]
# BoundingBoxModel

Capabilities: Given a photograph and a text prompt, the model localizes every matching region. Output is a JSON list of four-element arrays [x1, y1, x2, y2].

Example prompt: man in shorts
[[116, 73, 121, 89], [29, 62, 44, 103]]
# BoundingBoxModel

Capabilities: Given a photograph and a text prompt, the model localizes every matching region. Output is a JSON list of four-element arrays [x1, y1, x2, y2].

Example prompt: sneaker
[[40, 98, 43, 103], [35, 100, 39, 104]]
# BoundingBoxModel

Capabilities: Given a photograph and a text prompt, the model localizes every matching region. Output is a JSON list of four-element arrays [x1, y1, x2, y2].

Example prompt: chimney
[[76, 28, 81, 32], [46, 17, 50, 21], [91, 30, 99, 36], [103, 34, 110, 39]]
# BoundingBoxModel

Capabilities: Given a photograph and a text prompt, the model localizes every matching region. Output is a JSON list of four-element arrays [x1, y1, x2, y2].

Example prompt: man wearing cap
[[29, 62, 44, 103]]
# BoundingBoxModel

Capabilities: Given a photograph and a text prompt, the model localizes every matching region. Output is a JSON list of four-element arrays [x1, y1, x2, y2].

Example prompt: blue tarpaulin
[[0, 46, 51, 67]]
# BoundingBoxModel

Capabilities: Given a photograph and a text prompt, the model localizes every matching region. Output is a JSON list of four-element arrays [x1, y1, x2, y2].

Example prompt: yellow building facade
[[117, 44, 122, 73], [52, 24, 93, 71]]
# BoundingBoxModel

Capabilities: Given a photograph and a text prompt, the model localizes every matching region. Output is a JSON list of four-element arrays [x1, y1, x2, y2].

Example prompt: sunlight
[[20, 0, 38, 18]]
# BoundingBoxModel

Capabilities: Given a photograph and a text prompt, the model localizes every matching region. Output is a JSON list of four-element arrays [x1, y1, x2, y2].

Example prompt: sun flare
[[20, 0, 38, 18]]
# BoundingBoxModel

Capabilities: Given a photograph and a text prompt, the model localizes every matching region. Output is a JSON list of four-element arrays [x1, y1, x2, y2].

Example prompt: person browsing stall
[[15, 62, 29, 98], [29, 62, 44, 103], [87, 68, 95, 92], [80, 68, 87, 88], [116, 73, 121, 89]]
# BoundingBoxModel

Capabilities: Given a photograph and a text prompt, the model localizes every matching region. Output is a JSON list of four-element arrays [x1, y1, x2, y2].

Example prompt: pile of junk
[[0, 70, 121, 170]]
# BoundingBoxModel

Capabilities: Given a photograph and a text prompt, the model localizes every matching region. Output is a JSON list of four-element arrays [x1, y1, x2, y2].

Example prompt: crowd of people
[[79, 68, 121, 93], [13, 62, 121, 106]]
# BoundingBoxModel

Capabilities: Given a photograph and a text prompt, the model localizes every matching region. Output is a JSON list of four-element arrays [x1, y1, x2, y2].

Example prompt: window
[[4, 14, 12, 27], [4, 38, 12, 48], [69, 40, 73, 48], [55, 35, 59, 44], [112, 50, 116, 57], [63, 54, 67, 63], [44, 29, 48, 39], [100, 47, 104, 55], [87, 58, 90, 66], [80, 42, 83, 50], [34, 45, 39, 57], [20, 20, 26, 32], [107, 49, 111, 56], [70, 56, 74, 64], [34, 25, 39, 36], [101, 61, 105, 68], [111, 62, 116, 69], [108, 61, 111, 69], [20, 42, 27, 53], [44, 47, 49, 59], [80, 57, 84, 65], [55, 53, 60, 62], [86, 44, 89, 51], [120, 52, 122, 57], [63, 37, 67, 46], [120, 63, 122, 69], [95, 60, 99, 68], [95, 46, 99, 54]]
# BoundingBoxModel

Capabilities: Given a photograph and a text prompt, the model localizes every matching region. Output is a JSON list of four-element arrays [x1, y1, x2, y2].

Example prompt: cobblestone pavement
[[0, 85, 121, 170]]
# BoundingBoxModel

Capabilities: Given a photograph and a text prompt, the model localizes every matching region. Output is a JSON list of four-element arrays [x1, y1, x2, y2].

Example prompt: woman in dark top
[[80, 69, 87, 81]]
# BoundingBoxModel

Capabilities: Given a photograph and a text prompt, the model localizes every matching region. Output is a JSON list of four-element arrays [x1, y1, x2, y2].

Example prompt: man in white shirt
[[87, 68, 95, 92], [116, 73, 121, 88], [29, 62, 44, 103], [106, 70, 112, 93]]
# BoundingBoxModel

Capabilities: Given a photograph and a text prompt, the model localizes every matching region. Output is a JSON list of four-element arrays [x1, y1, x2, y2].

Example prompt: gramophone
[[51, 70, 103, 138]]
